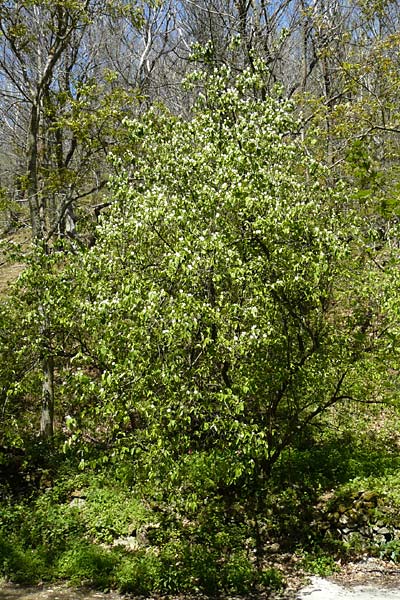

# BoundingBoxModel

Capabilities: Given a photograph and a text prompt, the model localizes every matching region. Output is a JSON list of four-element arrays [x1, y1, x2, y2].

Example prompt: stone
[[360, 491, 379, 503], [70, 490, 86, 498], [297, 576, 400, 599], [69, 497, 86, 508], [113, 536, 139, 551]]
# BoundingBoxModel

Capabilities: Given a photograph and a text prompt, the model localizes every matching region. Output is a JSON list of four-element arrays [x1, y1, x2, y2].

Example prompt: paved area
[[297, 576, 400, 599]]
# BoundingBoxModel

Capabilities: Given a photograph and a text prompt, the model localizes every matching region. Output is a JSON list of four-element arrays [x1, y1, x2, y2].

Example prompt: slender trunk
[[301, 3, 309, 92], [27, 101, 42, 240], [40, 354, 54, 438], [28, 99, 54, 438], [38, 298, 55, 439]]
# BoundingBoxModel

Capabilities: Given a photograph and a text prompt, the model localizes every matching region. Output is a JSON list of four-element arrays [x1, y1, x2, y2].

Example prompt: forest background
[[1, 0, 400, 594]]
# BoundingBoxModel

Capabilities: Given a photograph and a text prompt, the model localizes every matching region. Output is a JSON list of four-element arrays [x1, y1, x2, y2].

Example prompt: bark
[[40, 355, 55, 438], [26, 101, 42, 241]]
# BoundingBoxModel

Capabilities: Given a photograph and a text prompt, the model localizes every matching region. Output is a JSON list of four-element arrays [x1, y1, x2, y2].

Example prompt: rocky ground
[[331, 557, 400, 588], [295, 558, 400, 600], [297, 578, 400, 599]]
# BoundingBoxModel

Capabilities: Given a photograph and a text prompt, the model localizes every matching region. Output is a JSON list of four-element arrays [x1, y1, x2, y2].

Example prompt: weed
[[57, 542, 117, 587], [380, 540, 400, 562], [299, 551, 339, 576]]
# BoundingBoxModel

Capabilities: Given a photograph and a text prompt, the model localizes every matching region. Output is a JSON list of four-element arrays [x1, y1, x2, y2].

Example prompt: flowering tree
[[50, 63, 393, 491], [1, 63, 395, 504]]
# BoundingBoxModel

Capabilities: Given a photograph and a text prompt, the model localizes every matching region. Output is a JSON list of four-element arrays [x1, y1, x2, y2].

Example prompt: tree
[[0, 0, 136, 242], [0, 0, 93, 437], [1, 3, 398, 486], [298, 0, 400, 223], [0, 0, 142, 436], [38, 62, 394, 498]]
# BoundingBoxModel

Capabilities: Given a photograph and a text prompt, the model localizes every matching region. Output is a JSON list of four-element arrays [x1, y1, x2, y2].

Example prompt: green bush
[[380, 539, 400, 562], [299, 551, 339, 576], [220, 550, 255, 594], [259, 567, 285, 590], [20, 502, 84, 554], [82, 486, 148, 543], [57, 542, 118, 587], [115, 550, 162, 594], [0, 534, 50, 583]]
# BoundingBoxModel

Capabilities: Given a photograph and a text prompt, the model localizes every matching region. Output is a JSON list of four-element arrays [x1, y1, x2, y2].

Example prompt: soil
[[0, 583, 122, 600], [0, 229, 28, 295], [330, 557, 400, 589]]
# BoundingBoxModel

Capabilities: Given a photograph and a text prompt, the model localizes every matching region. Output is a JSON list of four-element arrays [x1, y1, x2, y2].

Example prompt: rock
[[360, 491, 379, 504], [69, 497, 86, 508], [113, 535, 139, 551], [374, 534, 387, 544], [339, 514, 349, 525], [70, 490, 86, 498], [69, 490, 87, 508], [297, 576, 400, 599]]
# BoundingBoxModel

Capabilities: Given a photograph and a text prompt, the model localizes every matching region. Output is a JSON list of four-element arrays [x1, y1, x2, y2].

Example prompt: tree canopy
[[3, 63, 396, 487]]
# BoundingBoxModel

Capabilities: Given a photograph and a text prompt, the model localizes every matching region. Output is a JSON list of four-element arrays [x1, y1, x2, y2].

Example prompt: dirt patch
[[330, 557, 400, 589], [0, 583, 123, 600], [0, 262, 25, 295]]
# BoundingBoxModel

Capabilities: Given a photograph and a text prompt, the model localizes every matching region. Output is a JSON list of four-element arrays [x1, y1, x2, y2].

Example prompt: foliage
[[51, 61, 396, 494], [114, 550, 163, 595], [0, 469, 284, 594], [299, 551, 339, 577], [0, 48, 399, 594], [380, 540, 400, 562], [2, 407, 400, 589], [56, 542, 118, 588], [0, 534, 50, 584]]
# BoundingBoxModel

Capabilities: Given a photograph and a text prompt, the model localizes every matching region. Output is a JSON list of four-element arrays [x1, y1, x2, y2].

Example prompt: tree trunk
[[26, 101, 43, 240], [40, 354, 54, 438]]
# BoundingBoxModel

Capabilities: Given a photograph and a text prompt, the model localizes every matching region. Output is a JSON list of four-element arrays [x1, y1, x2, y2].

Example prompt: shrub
[[82, 486, 148, 543], [57, 542, 117, 587], [221, 550, 255, 594], [115, 550, 162, 595], [0, 534, 50, 583], [299, 550, 339, 576]]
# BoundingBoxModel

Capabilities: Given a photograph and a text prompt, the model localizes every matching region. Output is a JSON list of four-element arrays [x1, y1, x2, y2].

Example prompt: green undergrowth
[[2, 407, 400, 593], [0, 532, 285, 594], [272, 406, 400, 564], [0, 472, 285, 594]]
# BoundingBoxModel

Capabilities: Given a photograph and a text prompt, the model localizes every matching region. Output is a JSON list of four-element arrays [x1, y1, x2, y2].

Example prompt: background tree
[[0, 0, 144, 436], [0, 0, 143, 243]]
